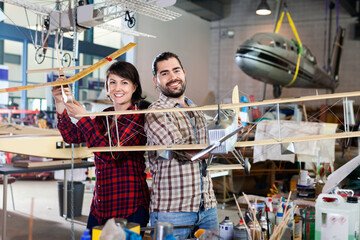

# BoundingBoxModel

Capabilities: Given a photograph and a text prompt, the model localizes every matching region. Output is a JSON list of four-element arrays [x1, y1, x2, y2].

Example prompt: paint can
[[233, 219, 248, 240], [219, 216, 233, 240], [154, 222, 173, 240]]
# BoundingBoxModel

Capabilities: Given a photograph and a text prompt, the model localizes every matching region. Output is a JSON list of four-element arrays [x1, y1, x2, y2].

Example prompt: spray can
[[219, 216, 234, 240], [80, 229, 91, 240], [233, 219, 248, 240]]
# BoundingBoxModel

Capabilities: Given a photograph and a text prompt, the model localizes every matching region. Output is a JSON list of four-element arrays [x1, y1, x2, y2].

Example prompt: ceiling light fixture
[[256, 0, 271, 15]]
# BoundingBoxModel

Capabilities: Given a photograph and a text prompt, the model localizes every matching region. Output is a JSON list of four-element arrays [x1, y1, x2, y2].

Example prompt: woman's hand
[[64, 99, 87, 120], [51, 78, 67, 114], [51, 85, 63, 103]]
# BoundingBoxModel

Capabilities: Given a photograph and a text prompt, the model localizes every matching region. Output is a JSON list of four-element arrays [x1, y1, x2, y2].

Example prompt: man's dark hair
[[152, 52, 184, 77], [105, 61, 144, 104]]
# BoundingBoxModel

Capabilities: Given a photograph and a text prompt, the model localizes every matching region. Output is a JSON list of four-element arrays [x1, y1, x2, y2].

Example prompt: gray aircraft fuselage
[[235, 31, 344, 97]]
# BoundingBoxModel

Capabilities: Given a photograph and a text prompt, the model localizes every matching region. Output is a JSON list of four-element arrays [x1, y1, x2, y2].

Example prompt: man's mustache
[[166, 79, 182, 87]]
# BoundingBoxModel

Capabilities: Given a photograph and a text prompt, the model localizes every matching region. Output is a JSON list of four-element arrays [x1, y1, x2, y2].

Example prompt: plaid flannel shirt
[[57, 105, 149, 224], [144, 93, 217, 212]]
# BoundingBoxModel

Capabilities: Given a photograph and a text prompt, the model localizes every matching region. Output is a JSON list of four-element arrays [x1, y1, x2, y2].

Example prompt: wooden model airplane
[[1, 41, 359, 173], [1, 86, 360, 172], [0, 122, 92, 159], [72, 88, 360, 174]]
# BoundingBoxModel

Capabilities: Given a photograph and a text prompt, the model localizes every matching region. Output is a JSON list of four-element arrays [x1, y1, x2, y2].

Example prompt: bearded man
[[144, 52, 218, 240]]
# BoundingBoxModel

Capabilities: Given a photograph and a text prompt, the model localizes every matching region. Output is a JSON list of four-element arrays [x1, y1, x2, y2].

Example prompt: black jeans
[[86, 206, 149, 236]]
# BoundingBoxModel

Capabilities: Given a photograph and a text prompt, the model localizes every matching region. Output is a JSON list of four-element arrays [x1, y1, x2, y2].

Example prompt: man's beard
[[159, 79, 186, 98]]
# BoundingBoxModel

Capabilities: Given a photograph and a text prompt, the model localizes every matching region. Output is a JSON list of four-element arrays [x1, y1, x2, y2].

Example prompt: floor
[[0, 179, 240, 240]]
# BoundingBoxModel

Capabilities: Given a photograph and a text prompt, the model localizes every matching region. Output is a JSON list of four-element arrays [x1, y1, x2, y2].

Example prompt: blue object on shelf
[[124, 229, 142, 240], [80, 229, 91, 240]]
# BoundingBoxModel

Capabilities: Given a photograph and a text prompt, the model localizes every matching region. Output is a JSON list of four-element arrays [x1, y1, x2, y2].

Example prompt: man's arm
[[145, 112, 208, 161]]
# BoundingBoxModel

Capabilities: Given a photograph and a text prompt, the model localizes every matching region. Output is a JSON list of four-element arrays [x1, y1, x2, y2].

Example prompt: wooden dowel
[[233, 193, 251, 237], [28, 197, 34, 240]]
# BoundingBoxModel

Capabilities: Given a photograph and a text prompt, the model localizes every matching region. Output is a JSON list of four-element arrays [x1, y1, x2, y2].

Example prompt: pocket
[[150, 212, 158, 226]]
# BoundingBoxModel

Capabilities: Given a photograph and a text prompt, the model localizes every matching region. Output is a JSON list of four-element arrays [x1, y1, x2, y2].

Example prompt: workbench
[[0, 161, 94, 240]]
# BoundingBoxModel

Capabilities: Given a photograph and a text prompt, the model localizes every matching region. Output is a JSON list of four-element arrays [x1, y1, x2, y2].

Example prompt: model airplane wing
[[77, 90, 360, 118], [322, 155, 360, 194], [0, 122, 59, 136], [76, 89, 360, 165], [0, 123, 92, 159], [0, 42, 136, 93]]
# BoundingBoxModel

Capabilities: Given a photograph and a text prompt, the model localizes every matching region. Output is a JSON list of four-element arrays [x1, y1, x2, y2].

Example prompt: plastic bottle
[[80, 229, 91, 240], [315, 194, 360, 240], [276, 208, 284, 225], [267, 209, 275, 236]]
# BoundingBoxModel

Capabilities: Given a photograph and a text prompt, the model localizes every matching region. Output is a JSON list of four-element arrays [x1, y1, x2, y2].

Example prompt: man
[[144, 52, 218, 239]]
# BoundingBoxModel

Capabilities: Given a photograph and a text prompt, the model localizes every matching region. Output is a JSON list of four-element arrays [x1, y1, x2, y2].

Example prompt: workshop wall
[[209, 0, 360, 106], [137, 7, 211, 104]]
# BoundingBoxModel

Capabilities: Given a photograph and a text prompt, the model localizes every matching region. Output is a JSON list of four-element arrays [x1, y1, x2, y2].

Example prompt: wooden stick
[[77, 90, 360, 117], [242, 193, 262, 239], [232, 193, 251, 237], [278, 206, 297, 239], [302, 104, 308, 122], [26, 65, 91, 74], [253, 199, 256, 240], [270, 206, 295, 240], [86, 131, 360, 153], [28, 197, 34, 240], [275, 206, 294, 239]]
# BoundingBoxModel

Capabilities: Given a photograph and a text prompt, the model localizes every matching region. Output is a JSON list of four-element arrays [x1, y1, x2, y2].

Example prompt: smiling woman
[[105, 62, 143, 111], [51, 61, 150, 235]]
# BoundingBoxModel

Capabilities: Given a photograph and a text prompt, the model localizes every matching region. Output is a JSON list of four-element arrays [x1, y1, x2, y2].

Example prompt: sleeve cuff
[[57, 109, 68, 121]]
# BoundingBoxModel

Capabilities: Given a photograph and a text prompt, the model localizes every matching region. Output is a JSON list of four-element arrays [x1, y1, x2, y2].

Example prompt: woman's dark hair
[[105, 61, 144, 104]]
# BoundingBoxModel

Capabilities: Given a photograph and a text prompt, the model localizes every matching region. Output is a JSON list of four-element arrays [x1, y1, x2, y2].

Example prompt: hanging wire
[[24, 8, 36, 47], [323, 0, 328, 70]]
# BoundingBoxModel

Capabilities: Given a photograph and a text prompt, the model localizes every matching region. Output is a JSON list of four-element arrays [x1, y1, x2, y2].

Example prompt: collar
[[104, 104, 136, 112], [158, 93, 195, 108]]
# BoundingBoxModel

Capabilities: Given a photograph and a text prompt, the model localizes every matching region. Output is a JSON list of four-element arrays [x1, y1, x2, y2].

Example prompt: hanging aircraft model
[[0, 0, 180, 66], [235, 27, 345, 98], [235, 3, 345, 99]]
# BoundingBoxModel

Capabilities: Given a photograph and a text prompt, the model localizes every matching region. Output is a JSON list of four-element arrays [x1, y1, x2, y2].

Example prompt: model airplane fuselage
[[235, 29, 344, 98]]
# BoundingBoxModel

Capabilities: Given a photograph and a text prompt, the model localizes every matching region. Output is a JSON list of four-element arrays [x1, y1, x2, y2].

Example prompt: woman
[[52, 61, 150, 233]]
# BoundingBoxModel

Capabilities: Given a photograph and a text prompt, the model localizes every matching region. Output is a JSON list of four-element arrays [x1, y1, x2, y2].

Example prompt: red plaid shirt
[[57, 105, 149, 224]]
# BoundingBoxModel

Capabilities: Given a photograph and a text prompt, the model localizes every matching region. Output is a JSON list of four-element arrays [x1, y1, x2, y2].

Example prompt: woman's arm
[[77, 112, 146, 162], [57, 110, 86, 144]]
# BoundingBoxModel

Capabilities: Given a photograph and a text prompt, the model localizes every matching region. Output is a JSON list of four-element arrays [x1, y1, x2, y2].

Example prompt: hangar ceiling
[[340, 0, 360, 17], [175, 0, 360, 22], [175, 0, 232, 21]]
